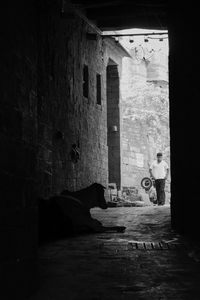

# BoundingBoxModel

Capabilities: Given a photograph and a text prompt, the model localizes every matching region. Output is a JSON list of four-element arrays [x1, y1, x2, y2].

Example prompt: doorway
[[106, 59, 121, 191]]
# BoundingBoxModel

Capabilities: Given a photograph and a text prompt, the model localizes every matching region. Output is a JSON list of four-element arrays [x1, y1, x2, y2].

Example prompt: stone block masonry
[[37, 5, 127, 196], [37, 6, 108, 195]]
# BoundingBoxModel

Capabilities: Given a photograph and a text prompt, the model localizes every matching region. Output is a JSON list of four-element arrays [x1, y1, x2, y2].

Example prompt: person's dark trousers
[[155, 179, 166, 205]]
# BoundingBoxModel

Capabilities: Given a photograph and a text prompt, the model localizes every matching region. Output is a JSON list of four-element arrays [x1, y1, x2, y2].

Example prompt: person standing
[[149, 153, 169, 206]]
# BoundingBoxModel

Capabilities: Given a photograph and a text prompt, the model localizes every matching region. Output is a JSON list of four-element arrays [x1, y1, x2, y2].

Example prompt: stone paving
[[30, 206, 200, 300]]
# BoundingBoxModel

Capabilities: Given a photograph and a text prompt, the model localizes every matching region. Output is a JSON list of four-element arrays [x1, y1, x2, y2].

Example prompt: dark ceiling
[[70, 0, 168, 30]]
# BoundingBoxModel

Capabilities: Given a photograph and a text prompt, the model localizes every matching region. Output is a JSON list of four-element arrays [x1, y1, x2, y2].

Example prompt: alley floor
[[30, 206, 200, 300]]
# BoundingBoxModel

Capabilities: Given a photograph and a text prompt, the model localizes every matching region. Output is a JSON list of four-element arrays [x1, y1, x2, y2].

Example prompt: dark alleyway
[[30, 206, 200, 300], [2, 2, 200, 299]]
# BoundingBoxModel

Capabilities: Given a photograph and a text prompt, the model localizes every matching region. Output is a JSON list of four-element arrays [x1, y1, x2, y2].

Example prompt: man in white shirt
[[149, 153, 169, 206]]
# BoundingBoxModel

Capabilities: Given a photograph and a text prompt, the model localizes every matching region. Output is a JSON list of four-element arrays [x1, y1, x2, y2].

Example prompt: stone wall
[[121, 51, 170, 200], [38, 4, 109, 196], [37, 8, 128, 197]]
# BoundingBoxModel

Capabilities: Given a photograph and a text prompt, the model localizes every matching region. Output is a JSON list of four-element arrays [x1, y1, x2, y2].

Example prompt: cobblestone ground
[[30, 206, 200, 300]]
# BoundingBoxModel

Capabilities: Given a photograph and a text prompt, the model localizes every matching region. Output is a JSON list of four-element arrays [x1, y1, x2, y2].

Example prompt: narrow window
[[96, 73, 101, 105], [83, 65, 89, 98]]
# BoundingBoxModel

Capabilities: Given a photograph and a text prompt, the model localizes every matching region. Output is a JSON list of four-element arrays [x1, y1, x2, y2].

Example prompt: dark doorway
[[106, 59, 121, 190]]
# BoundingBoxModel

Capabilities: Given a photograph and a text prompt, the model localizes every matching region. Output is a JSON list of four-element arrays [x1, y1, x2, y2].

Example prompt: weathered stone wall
[[38, 4, 108, 196], [121, 52, 170, 200], [37, 9, 128, 197]]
